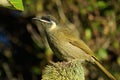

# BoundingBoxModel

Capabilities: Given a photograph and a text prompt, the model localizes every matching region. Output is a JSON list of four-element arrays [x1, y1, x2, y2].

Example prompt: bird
[[33, 15, 116, 80]]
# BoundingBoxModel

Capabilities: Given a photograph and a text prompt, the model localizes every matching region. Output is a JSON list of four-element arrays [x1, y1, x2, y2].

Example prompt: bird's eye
[[39, 15, 57, 24], [41, 16, 51, 22]]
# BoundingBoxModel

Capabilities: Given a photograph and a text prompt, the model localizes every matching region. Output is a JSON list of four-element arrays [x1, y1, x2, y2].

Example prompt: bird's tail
[[93, 57, 116, 80]]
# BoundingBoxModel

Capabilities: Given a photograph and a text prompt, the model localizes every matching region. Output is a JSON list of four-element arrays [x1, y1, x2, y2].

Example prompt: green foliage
[[112, 41, 119, 49], [85, 28, 92, 40], [9, 0, 24, 10], [32, 67, 41, 75], [87, 6, 94, 12], [96, 48, 108, 60], [0, 0, 24, 10], [117, 56, 120, 65], [97, 1, 107, 9]]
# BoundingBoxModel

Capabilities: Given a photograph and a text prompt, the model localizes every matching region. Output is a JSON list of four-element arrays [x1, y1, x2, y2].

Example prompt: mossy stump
[[42, 60, 85, 80]]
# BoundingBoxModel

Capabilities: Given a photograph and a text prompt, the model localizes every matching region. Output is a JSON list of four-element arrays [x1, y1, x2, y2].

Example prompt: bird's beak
[[32, 17, 45, 22], [32, 17, 43, 23], [32, 17, 39, 21], [33, 17, 52, 24]]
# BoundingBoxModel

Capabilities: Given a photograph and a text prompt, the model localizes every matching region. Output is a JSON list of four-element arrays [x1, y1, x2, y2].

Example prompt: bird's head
[[33, 15, 57, 31]]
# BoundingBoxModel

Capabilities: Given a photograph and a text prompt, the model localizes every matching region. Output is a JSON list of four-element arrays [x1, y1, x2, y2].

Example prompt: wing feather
[[67, 37, 94, 56]]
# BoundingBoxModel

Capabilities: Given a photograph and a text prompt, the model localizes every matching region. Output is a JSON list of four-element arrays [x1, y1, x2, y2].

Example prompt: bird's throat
[[49, 21, 57, 31]]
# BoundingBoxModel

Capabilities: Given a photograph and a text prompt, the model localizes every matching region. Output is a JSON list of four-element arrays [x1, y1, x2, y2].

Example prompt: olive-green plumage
[[33, 15, 116, 80]]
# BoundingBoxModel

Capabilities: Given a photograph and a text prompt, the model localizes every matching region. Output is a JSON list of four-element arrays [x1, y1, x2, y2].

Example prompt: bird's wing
[[66, 36, 116, 80], [62, 27, 95, 56], [66, 36, 95, 56]]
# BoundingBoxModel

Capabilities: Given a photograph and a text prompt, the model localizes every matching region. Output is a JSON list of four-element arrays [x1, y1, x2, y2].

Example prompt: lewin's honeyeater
[[33, 15, 116, 80]]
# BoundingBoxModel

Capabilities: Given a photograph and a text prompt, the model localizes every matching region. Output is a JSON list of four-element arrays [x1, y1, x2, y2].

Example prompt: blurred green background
[[0, 0, 120, 80]]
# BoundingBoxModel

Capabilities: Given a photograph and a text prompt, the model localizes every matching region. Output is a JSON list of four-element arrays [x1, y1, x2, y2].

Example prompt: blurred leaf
[[117, 56, 120, 65], [118, 26, 120, 32], [92, 21, 100, 28], [85, 28, 92, 40], [97, 1, 107, 9], [97, 48, 108, 60], [104, 10, 115, 18], [112, 41, 119, 49], [9, 0, 24, 10], [80, 8, 87, 15], [87, 6, 94, 12], [36, 0, 43, 12], [32, 67, 41, 75]]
